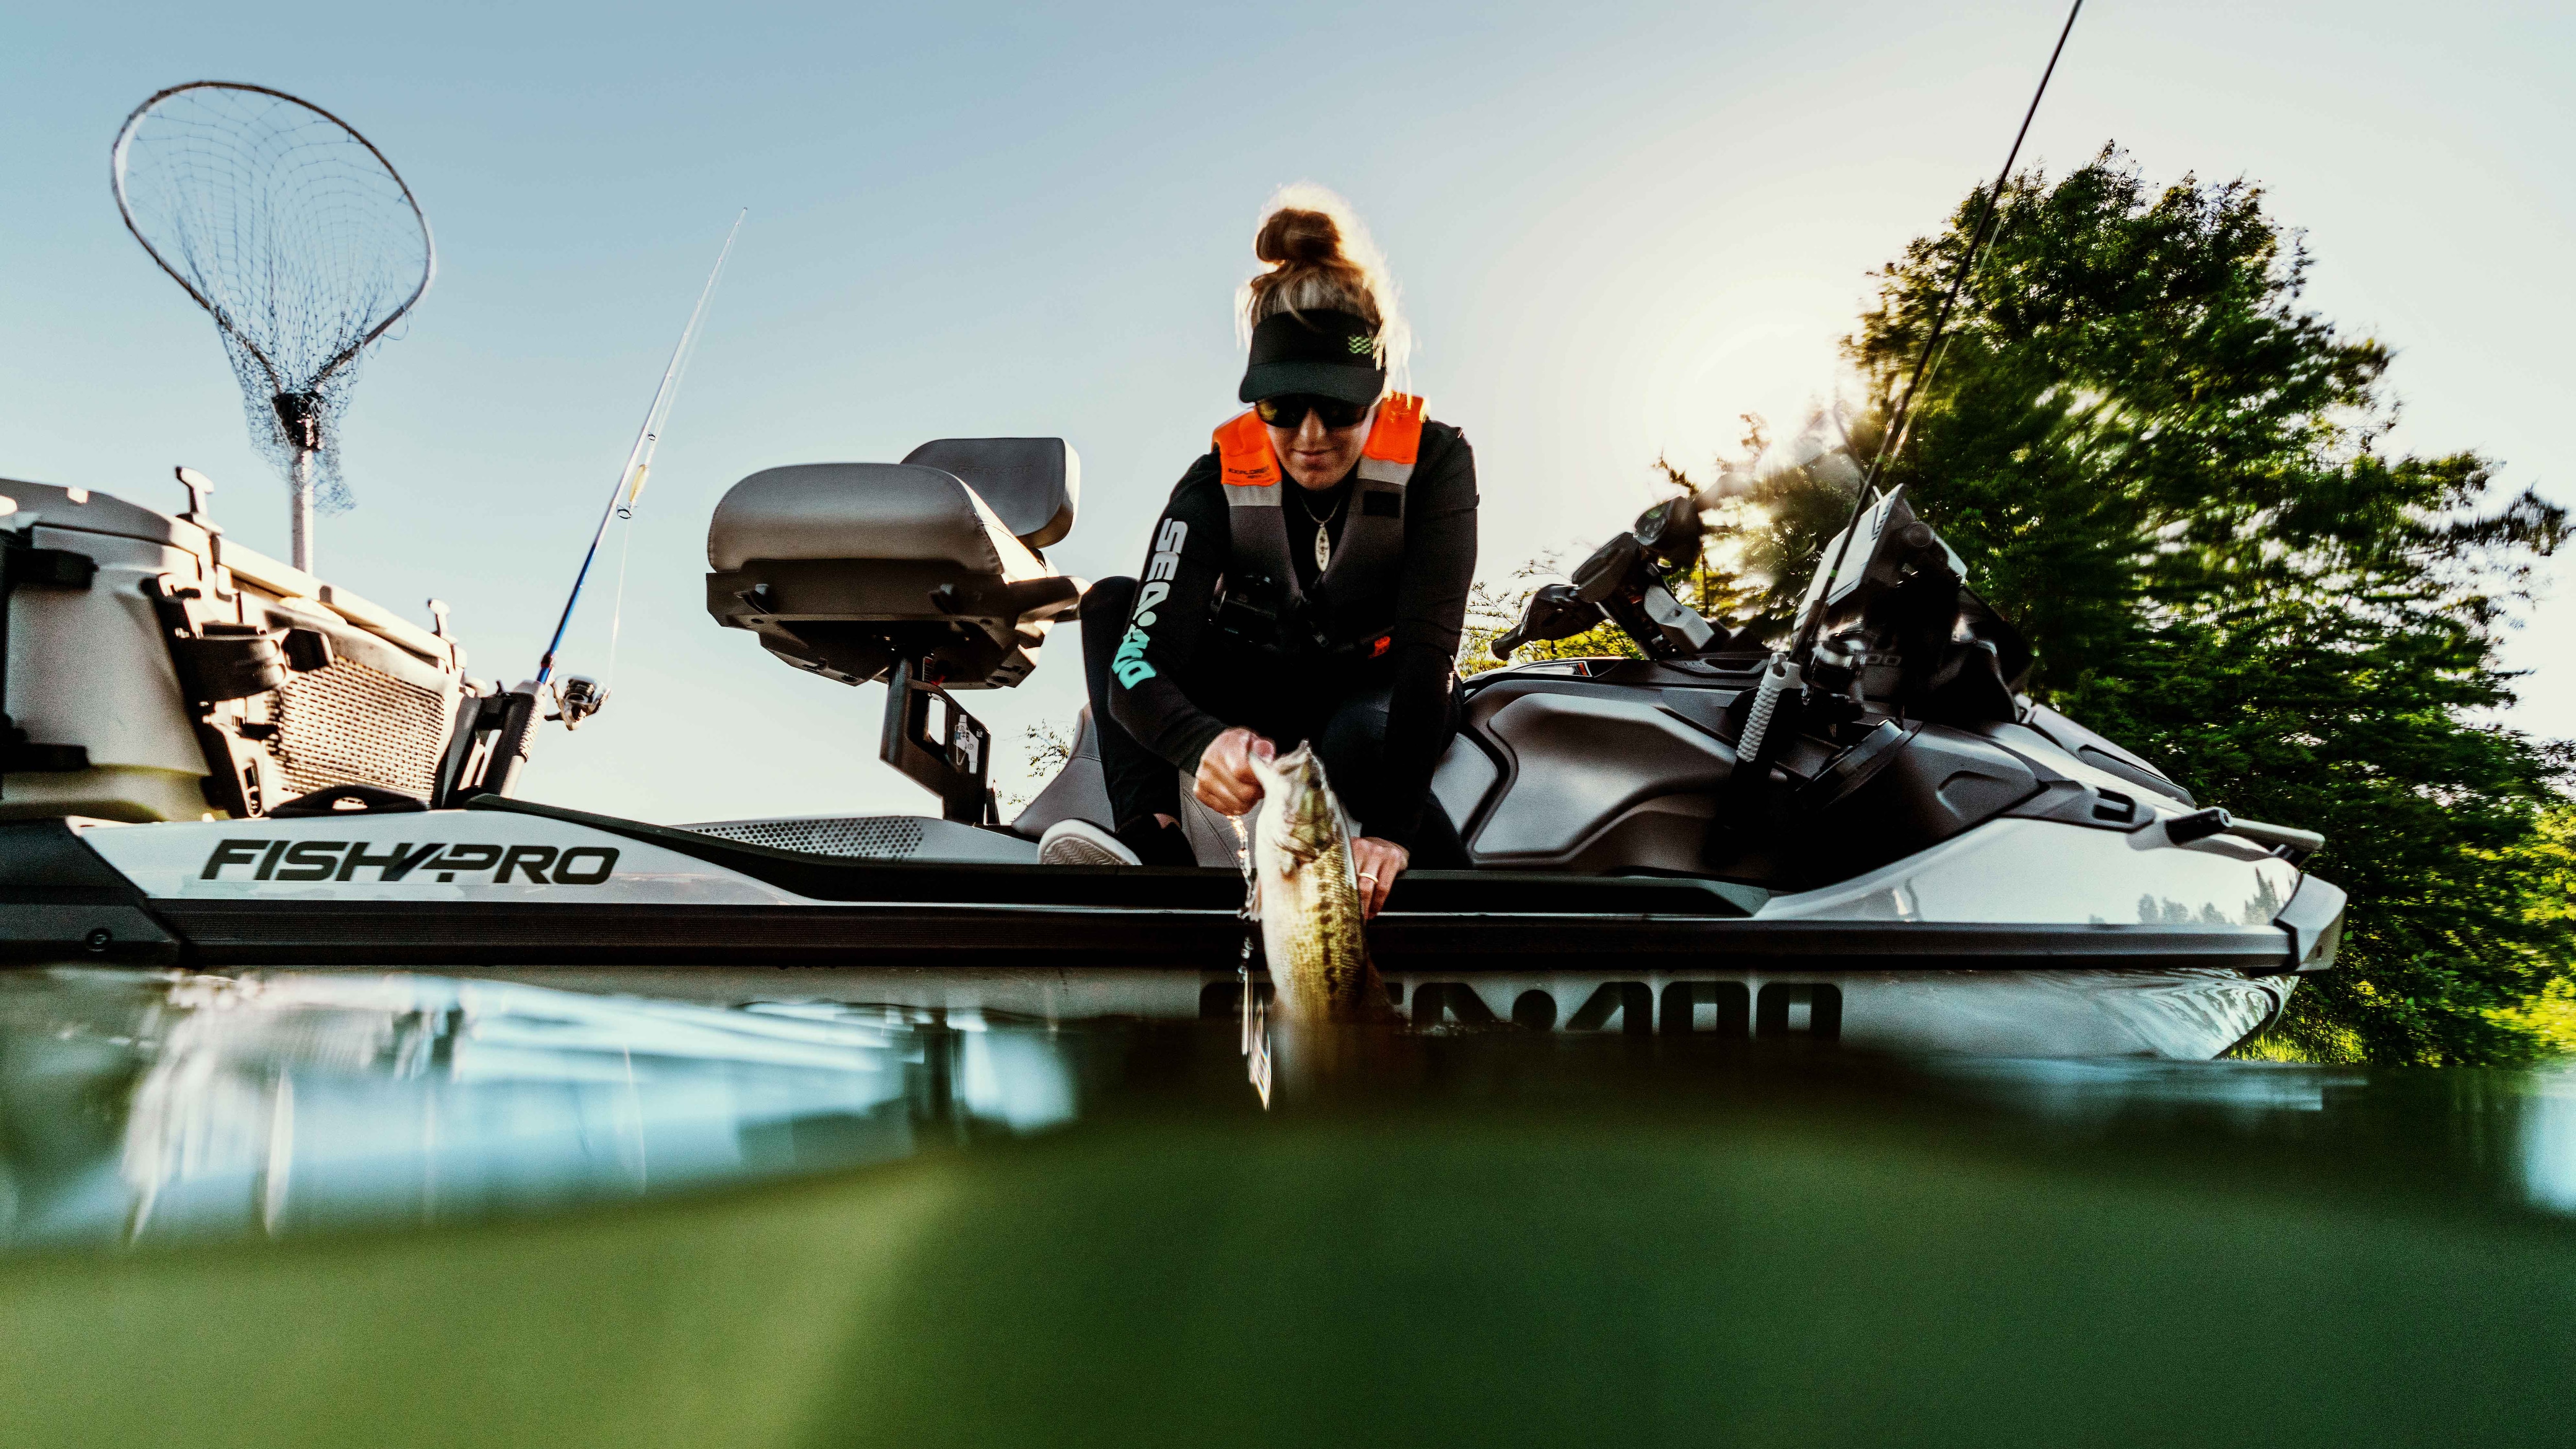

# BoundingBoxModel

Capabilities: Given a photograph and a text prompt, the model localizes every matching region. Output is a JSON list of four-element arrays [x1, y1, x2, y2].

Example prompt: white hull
[[6, 801, 2334, 1061]]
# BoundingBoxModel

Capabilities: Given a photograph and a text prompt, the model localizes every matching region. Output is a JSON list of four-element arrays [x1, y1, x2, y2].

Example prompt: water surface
[[4, 965, 2572, 1447]]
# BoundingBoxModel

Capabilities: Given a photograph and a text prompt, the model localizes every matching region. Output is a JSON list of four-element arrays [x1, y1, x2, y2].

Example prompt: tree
[[1860, 148, 2569, 1063]]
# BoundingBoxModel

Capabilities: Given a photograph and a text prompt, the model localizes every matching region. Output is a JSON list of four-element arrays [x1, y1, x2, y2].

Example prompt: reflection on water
[[1926, 1054, 2367, 1121], [6, 965, 2576, 1250], [1940, 1052, 2576, 1219], [0, 969, 1076, 1249], [2524, 1075, 2576, 1214]]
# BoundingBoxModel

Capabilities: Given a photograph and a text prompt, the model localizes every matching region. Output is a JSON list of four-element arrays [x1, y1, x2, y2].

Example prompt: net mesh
[[113, 83, 432, 514]]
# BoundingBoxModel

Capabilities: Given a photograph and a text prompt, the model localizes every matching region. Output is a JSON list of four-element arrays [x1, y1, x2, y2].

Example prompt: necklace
[[1293, 484, 1349, 571]]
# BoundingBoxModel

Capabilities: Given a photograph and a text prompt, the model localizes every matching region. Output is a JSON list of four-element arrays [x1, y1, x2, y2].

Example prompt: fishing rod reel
[[547, 675, 609, 730], [419, 671, 610, 810]]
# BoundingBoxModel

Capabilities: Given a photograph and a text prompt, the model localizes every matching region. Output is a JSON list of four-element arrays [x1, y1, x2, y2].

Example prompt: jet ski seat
[[706, 438, 1082, 691]]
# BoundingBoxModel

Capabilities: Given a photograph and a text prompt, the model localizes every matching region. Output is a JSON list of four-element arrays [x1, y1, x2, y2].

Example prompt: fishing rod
[[433, 211, 746, 806], [532, 209, 745, 699], [1733, 0, 2081, 774], [1846, 0, 2084, 518]]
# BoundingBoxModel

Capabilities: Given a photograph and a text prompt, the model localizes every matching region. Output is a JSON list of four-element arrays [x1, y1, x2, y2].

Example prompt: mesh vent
[[267, 658, 450, 798], [685, 815, 926, 859]]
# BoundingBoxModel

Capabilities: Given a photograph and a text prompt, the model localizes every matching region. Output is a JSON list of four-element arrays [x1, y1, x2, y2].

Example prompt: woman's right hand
[[1195, 727, 1276, 816]]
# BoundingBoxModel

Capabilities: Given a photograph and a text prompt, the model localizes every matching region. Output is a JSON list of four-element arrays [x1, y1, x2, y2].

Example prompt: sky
[[1, 0, 2568, 825]]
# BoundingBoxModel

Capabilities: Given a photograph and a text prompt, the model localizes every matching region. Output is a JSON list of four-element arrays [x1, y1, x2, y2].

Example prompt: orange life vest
[[1210, 395, 1425, 657]]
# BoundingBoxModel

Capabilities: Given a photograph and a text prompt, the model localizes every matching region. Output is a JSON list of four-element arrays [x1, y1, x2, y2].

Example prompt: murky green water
[[4, 966, 2574, 1447]]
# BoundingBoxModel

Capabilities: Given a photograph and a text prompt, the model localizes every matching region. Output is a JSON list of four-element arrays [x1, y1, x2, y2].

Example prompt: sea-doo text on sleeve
[[1111, 518, 1188, 687]]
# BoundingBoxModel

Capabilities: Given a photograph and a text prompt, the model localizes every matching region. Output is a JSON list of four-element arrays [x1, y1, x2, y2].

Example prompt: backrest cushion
[[900, 438, 1078, 549], [709, 463, 1016, 574]]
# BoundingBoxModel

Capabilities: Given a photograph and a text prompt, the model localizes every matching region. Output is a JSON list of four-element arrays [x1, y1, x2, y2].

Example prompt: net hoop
[[109, 79, 437, 394]]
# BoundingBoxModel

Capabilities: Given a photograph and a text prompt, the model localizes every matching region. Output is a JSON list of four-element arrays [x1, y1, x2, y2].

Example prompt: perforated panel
[[267, 658, 450, 798], [686, 815, 927, 859]]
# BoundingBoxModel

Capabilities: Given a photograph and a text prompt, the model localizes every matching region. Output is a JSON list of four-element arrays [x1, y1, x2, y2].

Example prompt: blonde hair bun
[[1238, 183, 1410, 378]]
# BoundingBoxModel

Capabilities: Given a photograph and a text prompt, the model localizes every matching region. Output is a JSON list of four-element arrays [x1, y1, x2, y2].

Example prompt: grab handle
[[2160, 807, 2324, 857]]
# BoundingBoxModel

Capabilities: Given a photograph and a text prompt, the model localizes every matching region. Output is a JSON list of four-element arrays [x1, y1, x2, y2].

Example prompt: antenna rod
[[533, 210, 744, 688], [1797, 0, 2083, 658], [1728, 1, 2082, 785]]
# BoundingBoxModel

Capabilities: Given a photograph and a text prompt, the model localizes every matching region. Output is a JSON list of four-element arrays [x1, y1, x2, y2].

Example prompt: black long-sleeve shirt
[[1107, 419, 1479, 843]]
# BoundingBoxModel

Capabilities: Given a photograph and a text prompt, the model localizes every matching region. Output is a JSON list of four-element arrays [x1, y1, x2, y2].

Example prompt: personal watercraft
[[0, 437, 2342, 1059]]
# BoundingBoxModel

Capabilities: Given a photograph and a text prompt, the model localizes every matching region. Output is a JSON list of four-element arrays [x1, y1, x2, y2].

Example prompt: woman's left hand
[[1350, 836, 1409, 919]]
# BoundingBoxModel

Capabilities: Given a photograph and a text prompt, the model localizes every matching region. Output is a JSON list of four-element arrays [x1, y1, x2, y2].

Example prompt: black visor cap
[[1239, 309, 1387, 406]]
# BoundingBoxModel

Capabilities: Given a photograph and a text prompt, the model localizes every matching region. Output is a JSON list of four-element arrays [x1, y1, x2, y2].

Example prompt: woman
[[1042, 190, 1479, 915]]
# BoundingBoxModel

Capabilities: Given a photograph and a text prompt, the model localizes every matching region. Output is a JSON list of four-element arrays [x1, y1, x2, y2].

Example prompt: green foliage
[[1471, 147, 2572, 1064], [1005, 718, 1077, 810], [1858, 152, 2562, 698], [1860, 148, 2570, 1064], [2495, 807, 2576, 1052], [1458, 556, 1641, 678], [1456, 458, 1780, 673]]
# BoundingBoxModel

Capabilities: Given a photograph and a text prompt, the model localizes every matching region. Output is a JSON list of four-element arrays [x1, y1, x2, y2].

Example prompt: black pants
[[1079, 576, 1467, 866]]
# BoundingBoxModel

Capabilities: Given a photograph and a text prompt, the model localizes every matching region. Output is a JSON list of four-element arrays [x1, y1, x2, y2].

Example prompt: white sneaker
[[1037, 818, 1141, 867]]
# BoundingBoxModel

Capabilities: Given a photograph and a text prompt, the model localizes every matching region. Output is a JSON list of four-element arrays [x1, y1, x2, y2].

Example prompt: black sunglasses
[[1255, 394, 1371, 430]]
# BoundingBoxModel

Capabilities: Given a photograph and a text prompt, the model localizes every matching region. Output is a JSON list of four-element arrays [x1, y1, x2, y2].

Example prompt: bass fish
[[1248, 743, 1394, 1024]]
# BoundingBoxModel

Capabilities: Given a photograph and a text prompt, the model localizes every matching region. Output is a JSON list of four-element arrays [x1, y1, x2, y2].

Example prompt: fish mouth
[[1252, 742, 1345, 857], [1252, 741, 1321, 797], [1253, 742, 1329, 805]]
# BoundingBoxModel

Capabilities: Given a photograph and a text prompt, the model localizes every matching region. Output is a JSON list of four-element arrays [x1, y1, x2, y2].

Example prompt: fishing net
[[111, 82, 433, 529]]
